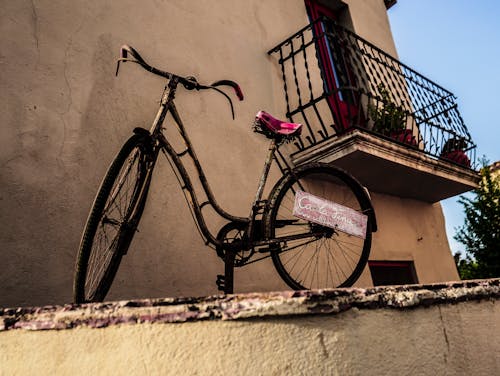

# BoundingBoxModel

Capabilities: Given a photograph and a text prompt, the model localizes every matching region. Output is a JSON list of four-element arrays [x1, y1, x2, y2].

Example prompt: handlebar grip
[[117, 45, 173, 79], [119, 45, 147, 65], [116, 45, 148, 76], [211, 80, 244, 101]]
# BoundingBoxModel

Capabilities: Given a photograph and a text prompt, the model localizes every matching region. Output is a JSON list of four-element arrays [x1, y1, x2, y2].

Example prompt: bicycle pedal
[[216, 274, 226, 291]]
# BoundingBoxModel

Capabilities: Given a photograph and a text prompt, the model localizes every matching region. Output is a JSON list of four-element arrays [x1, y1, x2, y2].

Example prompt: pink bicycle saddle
[[256, 111, 302, 136]]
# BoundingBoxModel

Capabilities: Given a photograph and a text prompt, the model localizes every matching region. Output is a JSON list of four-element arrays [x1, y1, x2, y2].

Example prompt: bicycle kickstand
[[216, 251, 235, 294]]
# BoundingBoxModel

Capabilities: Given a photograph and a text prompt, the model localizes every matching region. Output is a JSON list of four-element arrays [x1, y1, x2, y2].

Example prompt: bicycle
[[73, 45, 377, 304]]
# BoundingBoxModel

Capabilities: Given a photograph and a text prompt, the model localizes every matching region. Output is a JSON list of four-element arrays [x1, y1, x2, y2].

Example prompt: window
[[369, 261, 418, 286]]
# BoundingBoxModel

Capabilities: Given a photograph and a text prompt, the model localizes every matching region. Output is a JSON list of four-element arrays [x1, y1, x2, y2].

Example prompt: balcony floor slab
[[291, 130, 480, 203]]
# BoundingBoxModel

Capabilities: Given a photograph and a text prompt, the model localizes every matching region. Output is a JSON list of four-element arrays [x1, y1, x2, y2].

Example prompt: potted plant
[[368, 84, 416, 146], [440, 137, 471, 167]]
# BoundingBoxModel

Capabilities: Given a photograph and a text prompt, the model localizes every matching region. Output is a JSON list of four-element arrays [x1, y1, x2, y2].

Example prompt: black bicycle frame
[[143, 77, 278, 251], [142, 76, 333, 261]]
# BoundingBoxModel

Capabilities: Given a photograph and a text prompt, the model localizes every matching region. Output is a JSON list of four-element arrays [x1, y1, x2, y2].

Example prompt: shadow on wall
[[1, 33, 140, 308]]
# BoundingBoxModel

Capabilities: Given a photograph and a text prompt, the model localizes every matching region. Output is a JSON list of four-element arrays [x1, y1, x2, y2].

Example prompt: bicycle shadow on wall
[[77, 37, 253, 301], [76, 39, 215, 301]]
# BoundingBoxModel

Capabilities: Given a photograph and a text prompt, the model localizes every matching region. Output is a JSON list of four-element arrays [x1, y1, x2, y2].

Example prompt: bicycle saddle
[[255, 111, 302, 136]]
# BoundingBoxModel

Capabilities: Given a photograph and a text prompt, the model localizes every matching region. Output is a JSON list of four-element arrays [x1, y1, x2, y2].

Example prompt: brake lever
[[183, 76, 200, 91], [206, 80, 244, 120], [210, 86, 236, 120], [211, 80, 244, 101], [184, 79, 237, 119]]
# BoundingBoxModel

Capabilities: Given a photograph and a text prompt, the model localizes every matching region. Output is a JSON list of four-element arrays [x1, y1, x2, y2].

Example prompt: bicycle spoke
[[281, 242, 311, 276], [268, 166, 372, 290], [86, 227, 119, 296], [75, 135, 149, 303], [104, 151, 139, 214]]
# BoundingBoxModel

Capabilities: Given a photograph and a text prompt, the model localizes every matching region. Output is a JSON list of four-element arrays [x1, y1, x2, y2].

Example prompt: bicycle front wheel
[[265, 163, 373, 290], [74, 134, 152, 303]]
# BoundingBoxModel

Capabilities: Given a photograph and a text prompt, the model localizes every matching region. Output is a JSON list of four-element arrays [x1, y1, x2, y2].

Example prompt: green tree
[[454, 161, 500, 279]]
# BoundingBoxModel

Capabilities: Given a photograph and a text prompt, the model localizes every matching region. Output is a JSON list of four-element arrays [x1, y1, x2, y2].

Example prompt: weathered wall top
[[2, 279, 498, 331], [2, 279, 499, 376]]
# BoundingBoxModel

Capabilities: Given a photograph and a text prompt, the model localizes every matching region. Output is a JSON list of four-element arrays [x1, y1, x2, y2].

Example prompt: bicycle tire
[[264, 163, 373, 290], [73, 133, 152, 303]]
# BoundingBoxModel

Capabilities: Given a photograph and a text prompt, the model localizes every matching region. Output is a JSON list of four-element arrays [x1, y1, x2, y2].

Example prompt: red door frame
[[305, 0, 359, 132]]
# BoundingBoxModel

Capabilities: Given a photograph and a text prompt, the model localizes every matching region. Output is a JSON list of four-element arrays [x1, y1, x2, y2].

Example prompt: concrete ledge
[[1, 279, 498, 331], [1, 280, 499, 375], [291, 130, 480, 202]]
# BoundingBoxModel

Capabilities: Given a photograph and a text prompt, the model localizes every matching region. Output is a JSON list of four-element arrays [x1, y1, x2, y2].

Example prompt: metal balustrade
[[268, 17, 476, 169]]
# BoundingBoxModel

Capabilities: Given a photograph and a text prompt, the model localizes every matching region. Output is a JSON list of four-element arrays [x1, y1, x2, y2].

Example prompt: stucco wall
[[1, 280, 499, 375], [0, 0, 310, 307], [344, 0, 399, 57], [1, 0, 458, 308], [364, 193, 459, 284]]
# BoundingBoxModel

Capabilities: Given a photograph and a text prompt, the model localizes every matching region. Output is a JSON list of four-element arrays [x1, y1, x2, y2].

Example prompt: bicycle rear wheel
[[73, 134, 152, 303], [264, 163, 373, 290]]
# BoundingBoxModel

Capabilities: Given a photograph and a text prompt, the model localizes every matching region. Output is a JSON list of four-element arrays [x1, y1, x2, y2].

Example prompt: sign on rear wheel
[[293, 190, 368, 239]]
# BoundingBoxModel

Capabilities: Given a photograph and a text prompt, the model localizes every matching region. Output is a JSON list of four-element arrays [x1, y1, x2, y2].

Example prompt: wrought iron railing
[[268, 17, 477, 169]]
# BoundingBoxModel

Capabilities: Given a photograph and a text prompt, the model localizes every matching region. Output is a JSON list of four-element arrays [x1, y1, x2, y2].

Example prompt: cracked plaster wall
[[0, 0, 310, 307], [1, 297, 498, 375], [0, 0, 458, 308]]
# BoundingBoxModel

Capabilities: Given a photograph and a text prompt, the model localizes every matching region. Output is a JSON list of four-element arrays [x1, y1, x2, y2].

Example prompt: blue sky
[[388, 1, 500, 254]]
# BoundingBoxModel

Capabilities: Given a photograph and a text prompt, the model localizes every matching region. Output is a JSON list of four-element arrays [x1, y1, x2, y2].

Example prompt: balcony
[[268, 17, 480, 202]]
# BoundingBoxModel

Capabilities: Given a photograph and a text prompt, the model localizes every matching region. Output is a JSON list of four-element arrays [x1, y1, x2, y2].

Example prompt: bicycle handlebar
[[211, 80, 244, 101], [116, 45, 244, 118]]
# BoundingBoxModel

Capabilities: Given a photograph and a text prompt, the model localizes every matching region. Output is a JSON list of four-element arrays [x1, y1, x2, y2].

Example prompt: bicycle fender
[[316, 163, 377, 232], [133, 127, 151, 137], [133, 127, 154, 156]]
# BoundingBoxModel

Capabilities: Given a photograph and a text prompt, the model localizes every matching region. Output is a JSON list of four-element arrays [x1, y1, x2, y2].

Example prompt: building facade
[[0, 0, 478, 307]]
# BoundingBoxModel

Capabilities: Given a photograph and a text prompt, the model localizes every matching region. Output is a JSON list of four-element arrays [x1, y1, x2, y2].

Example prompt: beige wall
[[344, 0, 399, 57], [0, 0, 458, 307], [365, 193, 459, 284], [0, 0, 309, 306], [2, 284, 499, 375]]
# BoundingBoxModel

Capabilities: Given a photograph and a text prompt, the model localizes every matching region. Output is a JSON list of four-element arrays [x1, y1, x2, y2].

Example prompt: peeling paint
[[1, 279, 498, 332]]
